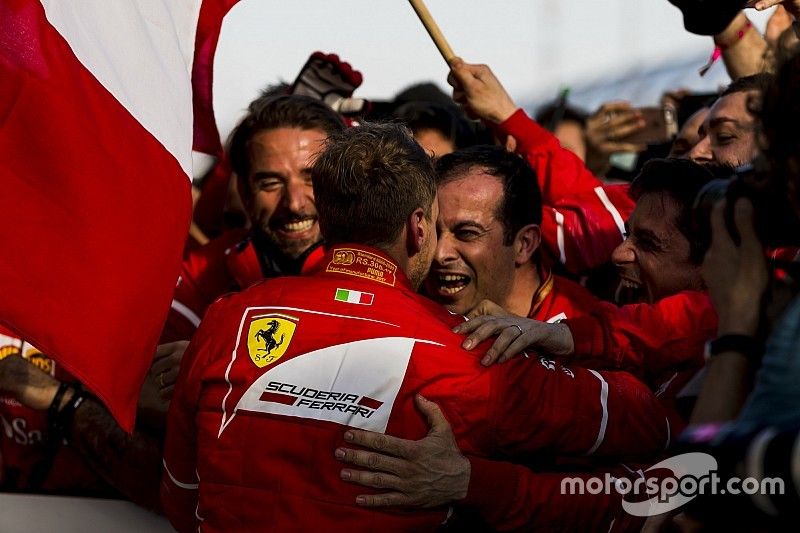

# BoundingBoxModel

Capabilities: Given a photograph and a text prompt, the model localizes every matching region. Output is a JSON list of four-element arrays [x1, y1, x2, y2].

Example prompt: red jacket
[[565, 291, 716, 401], [162, 245, 673, 532], [496, 110, 635, 274], [528, 270, 600, 322], [0, 326, 109, 494], [161, 229, 326, 342], [461, 291, 714, 531]]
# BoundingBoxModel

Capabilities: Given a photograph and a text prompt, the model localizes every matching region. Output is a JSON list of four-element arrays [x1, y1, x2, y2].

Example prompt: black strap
[[26, 382, 85, 490], [709, 334, 763, 360]]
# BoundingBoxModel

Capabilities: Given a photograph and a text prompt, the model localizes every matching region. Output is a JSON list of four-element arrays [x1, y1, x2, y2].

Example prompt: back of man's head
[[229, 94, 346, 191], [630, 158, 730, 263], [435, 145, 542, 245], [312, 122, 436, 248]]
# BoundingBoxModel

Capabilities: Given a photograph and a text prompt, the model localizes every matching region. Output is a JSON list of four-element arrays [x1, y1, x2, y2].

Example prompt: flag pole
[[407, 0, 456, 64]]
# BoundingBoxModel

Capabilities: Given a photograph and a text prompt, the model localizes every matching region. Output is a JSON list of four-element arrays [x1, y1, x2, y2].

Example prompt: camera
[[693, 159, 800, 249]]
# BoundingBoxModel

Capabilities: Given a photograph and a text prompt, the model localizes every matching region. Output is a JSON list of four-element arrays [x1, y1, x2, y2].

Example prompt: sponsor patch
[[258, 382, 384, 419], [224, 336, 442, 435], [0, 345, 20, 360], [335, 288, 374, 305], [0, 345, 55, 375], [246, 314, 298, 369], [326, 248, 397, 287]]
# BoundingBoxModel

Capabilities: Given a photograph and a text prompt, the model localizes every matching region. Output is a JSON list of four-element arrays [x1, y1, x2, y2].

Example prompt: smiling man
[[687, 74, 772, 167], [612, 158, 717, 304], [426, 145, 599, 322], [161, 95, 346, 341]]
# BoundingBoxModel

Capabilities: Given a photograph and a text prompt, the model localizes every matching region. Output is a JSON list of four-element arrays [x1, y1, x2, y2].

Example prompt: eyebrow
[[632, 227, 664, 246], [250, 171, 286, 181], [708, 117, 741, 130], [451, 220, 490, 233]]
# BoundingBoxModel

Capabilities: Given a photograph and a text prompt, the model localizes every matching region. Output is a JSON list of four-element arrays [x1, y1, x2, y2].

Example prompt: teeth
[[283, 219, 314, 232], [441, 285, 465, 295], [621, 279, 640, 289], [436, 273, 469, 295], [441, 274, 468, 282]]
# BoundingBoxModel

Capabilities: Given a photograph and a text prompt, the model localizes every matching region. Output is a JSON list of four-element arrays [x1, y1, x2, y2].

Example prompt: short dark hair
[[629, 158, 730, 263], [393, 101, 474, 151], [435, 145, 542, 245], [229, 94, 346, 195], [311, 122, 436, 247], [721, 73, 775, 98]]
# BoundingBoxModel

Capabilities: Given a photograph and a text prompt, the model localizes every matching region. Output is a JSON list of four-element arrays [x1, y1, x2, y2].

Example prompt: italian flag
[[335, 289, 375, 305]]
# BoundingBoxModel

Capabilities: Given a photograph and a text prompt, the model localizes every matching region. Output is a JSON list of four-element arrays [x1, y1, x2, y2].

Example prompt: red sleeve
[[159, 268, 206, 343], [497, 109, 600, 199], [159, 230, 247, 343], [496, 109, 634, 273], [565, 291, 717, 378], [463, 457, 621, 531], [160, 299, 225, 531], [487, 358, 671, 458]]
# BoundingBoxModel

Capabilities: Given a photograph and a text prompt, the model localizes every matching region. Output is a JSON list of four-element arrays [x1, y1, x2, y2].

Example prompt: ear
[[513, 224, 540, 266], [405, 208, 428, 255]]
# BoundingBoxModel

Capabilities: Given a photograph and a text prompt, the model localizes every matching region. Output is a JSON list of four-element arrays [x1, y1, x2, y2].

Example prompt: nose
[[687, 135, 713, 163], [434, 232, 459, 266], [283, 178, 311, 214], [611, 238, 635, 266]]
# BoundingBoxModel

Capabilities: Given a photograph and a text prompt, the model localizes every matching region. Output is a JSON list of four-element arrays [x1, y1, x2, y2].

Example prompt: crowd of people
[[2, 0, 800, 531]]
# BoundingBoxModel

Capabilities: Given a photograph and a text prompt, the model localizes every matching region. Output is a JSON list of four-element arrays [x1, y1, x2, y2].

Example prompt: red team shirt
[[162, 245, 673, 532]]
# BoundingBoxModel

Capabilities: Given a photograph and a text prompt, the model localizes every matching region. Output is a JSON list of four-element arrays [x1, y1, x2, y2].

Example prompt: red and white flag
[[0, 0, 240, 431]]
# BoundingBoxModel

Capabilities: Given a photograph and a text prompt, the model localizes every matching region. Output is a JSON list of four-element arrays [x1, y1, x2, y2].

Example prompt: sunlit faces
[[688, 91, 759, 167], [245, 128, 327, 259], [425, 170, 517, 314], [611, 192, 704, 303]]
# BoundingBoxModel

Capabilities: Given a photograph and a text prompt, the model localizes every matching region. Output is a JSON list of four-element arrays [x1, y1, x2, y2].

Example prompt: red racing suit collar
[[318, 244, 413, 291]]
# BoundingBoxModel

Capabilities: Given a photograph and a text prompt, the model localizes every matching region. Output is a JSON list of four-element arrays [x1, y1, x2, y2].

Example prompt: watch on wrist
[[704, 334, 762, 361]]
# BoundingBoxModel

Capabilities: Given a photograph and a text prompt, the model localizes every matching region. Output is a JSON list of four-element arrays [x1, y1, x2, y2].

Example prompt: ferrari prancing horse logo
[[246, 314, 297, 368]]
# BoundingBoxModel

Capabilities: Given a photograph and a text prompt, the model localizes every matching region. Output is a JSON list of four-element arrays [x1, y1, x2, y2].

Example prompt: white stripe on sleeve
[[586, 369, 609, 454], [594, 186, 626, 239], [171, 300, 202, 328], [554, 209, 566, 264]]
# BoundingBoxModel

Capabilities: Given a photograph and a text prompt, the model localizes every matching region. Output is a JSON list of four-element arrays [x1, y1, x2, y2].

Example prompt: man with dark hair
[[447, 58, 636, 274], [162, 122, 673, 532], [615, 158, 723, 302], [161, 94, 346, 341], [428, 145, 598, 324], [688, 73, 774, 166], [335, 158, 721, 530]]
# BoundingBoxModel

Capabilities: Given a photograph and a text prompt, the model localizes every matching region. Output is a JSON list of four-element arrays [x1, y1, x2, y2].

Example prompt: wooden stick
[[408, 0, 456, 64]]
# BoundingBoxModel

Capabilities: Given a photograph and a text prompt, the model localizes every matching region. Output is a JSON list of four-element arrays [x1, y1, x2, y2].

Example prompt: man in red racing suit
[[162, 123, 673, 532], [162, 244, 674, 532]]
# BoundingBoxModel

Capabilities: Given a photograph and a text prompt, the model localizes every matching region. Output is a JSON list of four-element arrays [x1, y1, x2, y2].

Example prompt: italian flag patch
[[335, 288, 374, 305]]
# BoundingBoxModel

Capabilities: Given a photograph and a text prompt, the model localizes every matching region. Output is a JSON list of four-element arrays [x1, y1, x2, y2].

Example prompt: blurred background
[[213, 0, 775, 143]]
